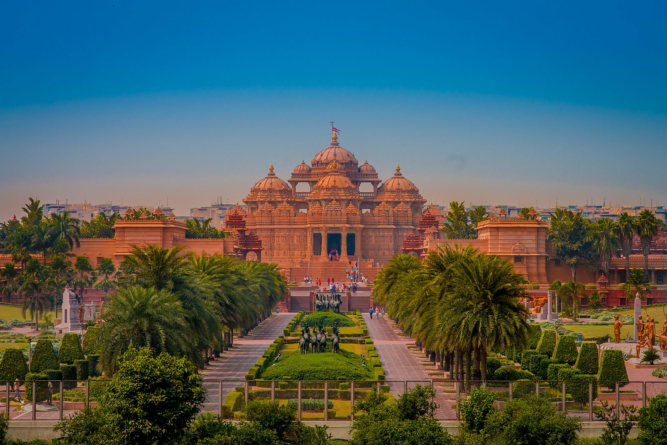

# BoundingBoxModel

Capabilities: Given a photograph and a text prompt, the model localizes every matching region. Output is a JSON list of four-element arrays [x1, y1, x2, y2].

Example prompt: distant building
[[190, 197, 241, 228], [44, 201, 175, 222]]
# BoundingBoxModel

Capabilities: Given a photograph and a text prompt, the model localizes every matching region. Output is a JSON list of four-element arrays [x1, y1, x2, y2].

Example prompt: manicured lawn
[[0, 342, 28, 352], [567, 323, 633, 340], [0, 304, 56, 322], [281, 342, 365, 356], [272, 394, 395, 419], [262, 348, 374, 380]]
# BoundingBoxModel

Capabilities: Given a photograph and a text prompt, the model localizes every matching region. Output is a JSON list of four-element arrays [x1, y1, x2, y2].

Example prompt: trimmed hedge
[[0, 348, 28, 382], [25, 372, 49, 402], [568, 374, 597, 405], [301, 312, 355, 327], [529, 354, 547, 376], [574, 342, 599, 375], [597, 349, 629, 389], [82, 326, 100, 355], [222, 392, 244, 419], [553, 336, 578, 366], [58, 333, 85, 365], [547, 363, 571, 389], [492, 366, 532, 381], [512, 379, 535, 398], [287, 399, 334, 410], [74, 359, 89, 380], [536, 330, 557, 358], [60, 364, 78, 390], [528, 324, 542, 349], [538, 358, 554, 380], [87, 355, 101, 378], [557, 367, 578, 383], [30, 339, 59, 373], [283, 311, 305, 336], [44, 369, 62, 393], [520, 351, 539, 371]]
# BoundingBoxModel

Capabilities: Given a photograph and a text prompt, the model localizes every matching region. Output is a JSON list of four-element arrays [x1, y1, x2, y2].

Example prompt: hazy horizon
[[2, 1, 666, 221]]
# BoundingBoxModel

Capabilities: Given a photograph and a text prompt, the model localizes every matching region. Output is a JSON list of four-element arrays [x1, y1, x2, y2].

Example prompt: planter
[[596, 393, 638, 401]]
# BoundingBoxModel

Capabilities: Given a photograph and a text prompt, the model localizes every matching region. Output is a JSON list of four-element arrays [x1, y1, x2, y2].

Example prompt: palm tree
[[619, 268, 652, 301], [615, 212, 635, 282], [468, 206, 488, 232], [93, 258, 117, 302], [80, 212, 120, 238], [21, 198, 44, 227], [373, 254, 423, 306], [557, 280, 586, 321], [519, 207, 531, 220], [634, 209, 660, 282], [19, 261, 52, 331], [443, 201, 470, 239], [48, 211, 81, 250], [47, 255, 73, 318], [548, 208, 594, 282], [73, 255, 95, 301], [98, 286, 193, 375], [591, 218, 619, 280], [0, 263, 19, 303]]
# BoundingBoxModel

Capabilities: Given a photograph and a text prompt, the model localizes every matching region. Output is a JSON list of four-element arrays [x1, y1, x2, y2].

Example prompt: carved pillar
[[341, 228, 348, 260], [306, 228, 313, 259], [321, 227, 328, 259], [355, 228, 362, 260]]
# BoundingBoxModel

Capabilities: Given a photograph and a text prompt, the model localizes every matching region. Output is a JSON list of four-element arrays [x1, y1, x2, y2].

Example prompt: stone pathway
[[363, 313, 456, 420], [201, 313, 295, 413]]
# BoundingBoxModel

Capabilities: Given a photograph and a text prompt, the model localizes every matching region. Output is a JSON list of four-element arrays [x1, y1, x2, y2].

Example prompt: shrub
[[88, 354, 101, 377], [262, 349, 374, 381], [538, 358, 554, 380], [82, 326, 100, 355], [459, 387, 496, 433], [557, 367, 578, 384], [301, 312, 355, 327], [45, 369, 63, 393], [528, 324, 542, 349], [30, 339, 59, 373], [0, 348, 28, 382], [567, 374, 597, 406], [536, 330, 557, 358], [574, 342, 599, 375], [485, 395, 582, 445], [75, 359, 89, 380], [597, 349, 629, 390], [547, 363, 571, 388], [486, 358, 502, 379], [553, 336, 578, 366], [596, 401, 639, 445], [505, 349, 514, 361], [25, 372, 49, 402], [60, 364, 78, 390], [512, 379, 536, 398], [637, 394, 667, 445], [520, 351, 539, 370], [493, 366, 532, 381], [59, 333, 85, 365], [222, 392, 244, 418], [88, 376, 110, 400], [529, 354, 547, 376], [286, 398, 333, 410]]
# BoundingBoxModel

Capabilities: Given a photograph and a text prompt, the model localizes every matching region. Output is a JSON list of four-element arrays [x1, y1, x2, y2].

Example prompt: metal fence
[[2, 379, 666, 422]]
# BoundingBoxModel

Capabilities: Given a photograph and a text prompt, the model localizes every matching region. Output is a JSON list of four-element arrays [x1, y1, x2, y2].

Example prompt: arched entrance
[[327, 233, 341, 256]]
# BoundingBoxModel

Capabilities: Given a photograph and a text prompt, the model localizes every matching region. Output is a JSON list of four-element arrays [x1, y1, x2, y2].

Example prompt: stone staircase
[[286, 257, 382, 284]]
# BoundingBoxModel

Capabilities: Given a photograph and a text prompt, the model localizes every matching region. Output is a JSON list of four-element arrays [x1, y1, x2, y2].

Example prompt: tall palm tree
[[93, 258, 117, 302], [615, 212, 635, 282], [619, 268, 652, 300], [98, 286, 193, 375], [634, 209, 660, 282], [19, 261, 52, 331], [21, 198, 44, 227], [48, 211, 81, 250], [80, 211, 120, 238], [73, 255, 95, 302], [0, 263, 19, 303], [548, 208, 594, 282], [443, 201, 470, 239], [46, 255, 73, 318], [557, 280, 585, 321], [373, 254, 423, 306], [591, 218, 619, 280]]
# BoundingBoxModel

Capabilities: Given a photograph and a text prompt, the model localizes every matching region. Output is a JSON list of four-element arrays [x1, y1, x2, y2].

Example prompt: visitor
[[381, 307, 385, 318], [13, 376, 20, 402], [369, 307, 373, 319], [327, 278, 330, 285], [375, 307, 379, 319], [47, 381, 53, 405]]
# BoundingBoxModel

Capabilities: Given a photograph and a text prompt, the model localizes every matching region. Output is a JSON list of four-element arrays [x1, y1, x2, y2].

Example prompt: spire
[[269, 164, 274, 173], [396, 164, 400, 172]]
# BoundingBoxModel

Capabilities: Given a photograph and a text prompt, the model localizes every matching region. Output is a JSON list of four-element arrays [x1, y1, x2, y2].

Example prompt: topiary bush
[[597, 349, 629, 390], [0, 348, 28, 383], [75, 359, 89, 380], [529, 354, 547, 376], [538, 358, 554, 381], [547, 363, 571, 389], [521, 351, 539, 370], [58, 333, 85, 365], [82, 326, 100, 355], [528, 324, 542, 349], [301, 312, 355, 327], [553, 336, 578, 366], [486, 358, 502, 379], [536, 330, 557, 358], [512, 379, 536, 398], [567, 374, 597, 405], [88, 354, 101, 377], [557, 367, 578, 384], [25, 372, 49, 402], [44, 369, 62, 393], [492, 366, 532, 381], [60, 364, 78, 390], [574, 342, 598, 375], [30, 339, 59, 373]]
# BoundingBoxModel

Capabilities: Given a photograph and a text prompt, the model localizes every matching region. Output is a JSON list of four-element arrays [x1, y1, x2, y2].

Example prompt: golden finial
[[269, 164, 274, 172], [332, 132, 338, 142], [331, 160, 338, 170], [396, 164, 400, 172]]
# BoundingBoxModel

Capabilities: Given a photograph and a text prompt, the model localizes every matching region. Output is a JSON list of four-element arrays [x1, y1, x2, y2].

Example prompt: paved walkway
[[363, 314, 456, 419], [201, 313, 295, 413]]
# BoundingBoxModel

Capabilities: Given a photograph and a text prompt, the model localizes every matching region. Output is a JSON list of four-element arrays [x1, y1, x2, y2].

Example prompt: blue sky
[[1, 1, 666, 220]]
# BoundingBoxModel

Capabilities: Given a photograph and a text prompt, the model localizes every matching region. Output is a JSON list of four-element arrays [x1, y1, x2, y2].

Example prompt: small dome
[[293, 160, 311, 174], [312, 140, 358, 167], [379, 165, 418, 193], [251, 165, 292, 193], [359, 160, 376, 174], [314, 170, 356, 191], [154, 207, 164, 216]]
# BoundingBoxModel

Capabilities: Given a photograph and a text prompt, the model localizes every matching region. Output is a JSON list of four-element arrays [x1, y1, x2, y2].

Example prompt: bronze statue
[[646, 314, 655, 351], [660, 308, 667, 351], [78, 304, 85, 323], [613, 315, 623, 343]]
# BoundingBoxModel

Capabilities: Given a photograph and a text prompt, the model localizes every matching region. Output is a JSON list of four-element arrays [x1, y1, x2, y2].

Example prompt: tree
[[619, 269, 652, 300], [553, 280, 585, 321], [468, 205, 488, 228], [615, 212, 635, 283], [48, 210, 81, 250], [591, 218, 618, 280], [80, 211, 120, 238], [20, 198, 44, 227], [634, 209, 660, 282], [548, 208, 594, 282], [73, 255, 95, 302], [0, 263, 19, 303], [442, 201, 470, 239], [93, 257, 117, 302], [185, 217, 226, 239], [98, 286, 194, 375], [19, 262, 51, 331]]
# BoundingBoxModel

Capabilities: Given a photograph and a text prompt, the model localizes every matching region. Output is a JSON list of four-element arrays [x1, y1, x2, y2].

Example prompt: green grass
[[0, 304, 56, 322], [568, 323, 633, 340], [301, 312, 356, 327], [262, 348, 374, 381]]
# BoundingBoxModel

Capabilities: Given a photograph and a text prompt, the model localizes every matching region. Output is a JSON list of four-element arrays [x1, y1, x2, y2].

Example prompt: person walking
[[375, 307, 379, 319], [47, 381, 53, 405], [381, 307, 385, 318], [13, 376, 21, 402], [369, 307, 373, 319]]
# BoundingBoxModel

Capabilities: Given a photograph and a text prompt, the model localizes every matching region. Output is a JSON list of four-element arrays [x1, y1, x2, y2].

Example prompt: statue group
[[315, 294, 342, 312], [299, 322, 340, 354]]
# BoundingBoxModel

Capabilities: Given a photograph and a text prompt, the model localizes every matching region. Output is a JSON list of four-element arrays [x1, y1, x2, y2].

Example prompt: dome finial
[[396, 164, 400, 172], [269, 164, 274, 172], [330, 120, 339, 142], [332, 160, 338, 170]]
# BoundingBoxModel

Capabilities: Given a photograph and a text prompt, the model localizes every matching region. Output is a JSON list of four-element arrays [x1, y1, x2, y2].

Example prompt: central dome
[[250, 165, 291, 194], [311, 139, 358, 168]]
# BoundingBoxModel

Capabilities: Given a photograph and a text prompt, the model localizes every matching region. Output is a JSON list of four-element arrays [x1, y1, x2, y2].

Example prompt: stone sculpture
[[613, 315, 623, 343]]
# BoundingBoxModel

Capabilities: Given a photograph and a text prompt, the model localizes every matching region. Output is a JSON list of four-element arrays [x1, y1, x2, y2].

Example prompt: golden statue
[[646, 314, 656, 351], [613, 315, 623, 343], [636, 315, 646, 358], [659, 308, 667, 350]]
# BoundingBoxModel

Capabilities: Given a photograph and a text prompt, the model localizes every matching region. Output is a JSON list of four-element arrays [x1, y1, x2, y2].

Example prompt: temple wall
[[173, 238, 235, 257], [69, 239, 119, 266]]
